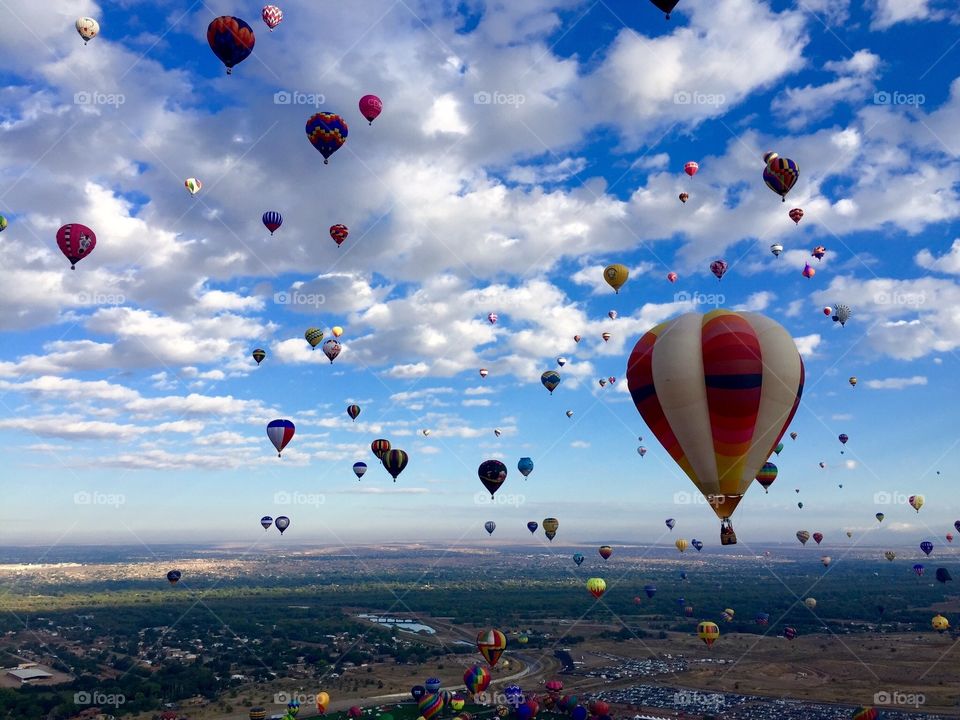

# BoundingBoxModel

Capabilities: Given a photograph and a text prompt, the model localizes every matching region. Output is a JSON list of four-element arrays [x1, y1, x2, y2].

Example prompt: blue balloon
[[425, 678, 441, 693], [921, 541, 934, 556], [206, 16, 256, 75], [411, 685, 426, 701], [517, 457, 534, 477], [572, 706, 588, 720], [643, 584, 656, 598]]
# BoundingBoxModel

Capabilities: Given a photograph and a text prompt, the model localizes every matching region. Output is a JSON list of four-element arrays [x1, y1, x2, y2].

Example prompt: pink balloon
[[359, 94, 383, 125], [56, 223, 96, 269]]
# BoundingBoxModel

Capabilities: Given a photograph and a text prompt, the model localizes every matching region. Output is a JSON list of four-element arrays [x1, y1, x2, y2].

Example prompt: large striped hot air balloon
[[627, 310, 804, 544], [476, 629, 507, 666]]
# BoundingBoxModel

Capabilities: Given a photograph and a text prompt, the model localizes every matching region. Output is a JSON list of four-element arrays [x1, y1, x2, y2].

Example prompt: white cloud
[[794, 334, 822, 358], [916, 239, 960, 274], [864, 376, 928, 390]]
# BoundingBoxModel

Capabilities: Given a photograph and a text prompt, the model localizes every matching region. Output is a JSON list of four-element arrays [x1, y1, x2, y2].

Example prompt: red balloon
[[359, 94, 383, 125], [330, 224, 349, 246], [56, 223, 97, 269]]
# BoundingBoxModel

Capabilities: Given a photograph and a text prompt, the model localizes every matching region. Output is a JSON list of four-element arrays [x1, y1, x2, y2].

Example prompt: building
[[6, 667, 53, 684]]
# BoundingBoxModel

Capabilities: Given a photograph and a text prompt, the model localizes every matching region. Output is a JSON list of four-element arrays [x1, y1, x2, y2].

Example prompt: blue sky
[[1, 0, 959, 552]]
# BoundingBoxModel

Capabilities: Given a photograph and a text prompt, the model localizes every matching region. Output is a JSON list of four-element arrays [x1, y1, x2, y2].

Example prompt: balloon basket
[[720, 520, 737, 545]]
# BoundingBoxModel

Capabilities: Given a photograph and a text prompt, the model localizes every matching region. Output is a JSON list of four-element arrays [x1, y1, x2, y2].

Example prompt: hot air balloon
[[813, 532, 823, 545], [56, 223, 97, 269], [770, 243, 783, 258], [665, 518, 676, 530], [527, 521, 538, 534], [478, 460, 507, 498], [573, 335, 582, 343], [755, 613, 770, 626], [305, 328, 324, 348], [485, 521, 496, 535], [821, 556, 831, 567], [543, 518, 559, 540], [207, 16, 256, 75], [692, 539, 703, 551], [667, 272, 678, 282], [755, 462, 778, 493], [166, 570, 181, 585], [348, 707, 362, 719], [884, 551, 896, 561], [721, 608, 735, 622], [802, 263, 815, 278], [76, 17, 100, 43], [599, 378, 607, 388], [820, 462, 826, 468], [266, 419, 295, 456], [637, 446, 647, 457], [488, 313, 498, 324], [275, 516, 290, 534], [846, 531, 853, 538], [573, 553, 584, 566], [789, 208, 804, 225], [679, 192, 689, 204], [353, 462, 367, 480], [914, 563, 925, 577], [479, 368, 489, 378], [586, 577, 606, 599], [823, 306, 832, 316], [762, 151, 799, 202], [250, 708, 268, 720], [710, 259, 728, 280], [347, 404, 361, 421], [849, 376, 857, 387], [608, 310, 619, 320], [598, 545, 613, 560], [252, 348, 266, 365], [556, 357, 567, 367], [322, 339, 342, 363], [330, 224, 349, 246], [0, 216, 6, 232], [956, 520, 960, 533], [852, 708, 879, 720], [332, 326, 344, 338], [262, 5, 283, 30], [947, 533, 953, 543], [419, 693, 444, 720], [411, 686, 426, 702], [932, 615, 950, 633], [783, 626, 798, 640], [371, 438, 391, 460], [775, 442, 784, 455], [642, 584, 656, 598], [921, 541, 933, 556], [476, 629, 507, 666], [627, 310, 804, 544], [565, 410, 574, 418], [306, 112, 348, 164], [684, 161, 699, 177], [601, 332, 611, 342], [541, 371, 561, 394], [494, 429, 501, 437], [383, 449, 408, 481], [316, 692, 330, 715], [675, 538, 688, 553], [359, 94, 383, 125], [650, 0, 681, 19], [832, 304, 851, 326], [262, 211, 282, 234], [602, 263, 631, 295], [804, 598, 817, 610], [876, 513, 884, 523], [260, 516, 273, 530], [797, 530, 810, 545], [463, 665, 491, 695], [812, 245, 827, 261], [697, 621, 719, 648], [838, 434, 848, 452], [797, 501, 804, 509], [909, 494, 924, 512], [518, 457, 534, 478]]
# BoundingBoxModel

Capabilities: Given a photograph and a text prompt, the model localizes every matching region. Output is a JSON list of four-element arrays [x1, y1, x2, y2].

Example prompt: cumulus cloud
[[864, 376, 928, 390]]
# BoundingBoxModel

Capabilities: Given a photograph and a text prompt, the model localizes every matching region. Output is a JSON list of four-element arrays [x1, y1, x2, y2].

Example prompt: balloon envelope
[[207, 16, 256, 74]]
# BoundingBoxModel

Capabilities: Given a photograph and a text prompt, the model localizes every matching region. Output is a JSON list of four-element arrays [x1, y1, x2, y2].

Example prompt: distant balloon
[[305, 328, 324, 348], [921, 541, 934, 556], [797, 530, 810, 546], [332, 326, 344, 338], [667, 272, 678, 282], [665, 518, 676, 530], [485, 521, 496, 535], [330, 224, 349, 246], [802, 263, 815, 278], [463, 665, 491, 695], [770, 243, 783, 258], [876, 513, 884, 523], [565, 410, 574, 418], [543, 517, 559, 541], [573, 335, 582, 343], [644, 584, 657, 598], [849, 376, 858, 387], [833, 304, 851, 327], [783, 626, 798, 640], [603, 264, 629, 293], [382, 449, 409, 481], [359, 94, 383, 125], [488, 313, 498, 324], [790, 432, 798, 440], [601, 332, 611, 342], [306, 112, 348, 164], [478, 460, 508, 498], [691, 539, 703, 552], [679, 192, 689, 204], [262, 211, 282, 234], [252, 348, 266, 365], [266, 419, 295, 457], [812, 245, 827, 261], [556, 357, 567, 367], [573, 553, 584, 566], [76, 16, 100, 44], [697, 621, 719, 648], [479, 368, 489, 378], [608, 310, 618, 320], [755, 462, 778, 493], [762, 151, 800, 202], [207, 16, 256, 75], [527, 521, 538, 534], [517, 457, 534, 478], [56, 223, 97, 269], [789, 208, 804, 225], [494, 428, 502, 437], [322, 339, 342, 363], [675, 538, 688, 553], [821, 556, 831, 567], [649, 0, 681, 19], [275, 516, 290, 534], [637, 446, 647, 457], [541, 371, 561, 394], [804, 598, 816, 610], [261, 5, 283, 30], [167, 570, 182, 585], [684, 161, 699, 177], [353, 462, 367, 480], [598, 545, 613, 560], [710, 259, 728, 280], [347, 404, 361, 421], [936, 568, 952, 583], [0, 216, 7, 232], [813, 532, 823, 545], [371, 438, 391, 460], [884, 551, 896, 561], [823, 306, 832, 316], [586, 577, 606, 599], [260, 516, 273, 530], [914, 563, 925, 577], [476, 629, 507, 666], [909, 494, 924, 512]]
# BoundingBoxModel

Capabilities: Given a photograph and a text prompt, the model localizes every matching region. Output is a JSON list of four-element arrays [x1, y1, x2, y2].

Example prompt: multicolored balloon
[[697, 621, 719, 648], [762, 151, 799, 202], [305, 328, 324, 348], [382, 449, 408, 481], [598, 545, 613, 560], [306, 112, 348, 164], [684, 161, 699, 177], [322, 339, 342, 363], [463, 665, 491, 695], [207, 16, 256, 75], [476, 629, 507, 666], [353, 462, 367, 480], [541, 371, 561, 394], [252, 348, 266, 365], [330, 224, 349, 246], [56, 223, 96, 269], [371, 438, 391, 460], [260, 516, 273, 530], [710, 259, 728, 280], [266, 419, 295, 457], [543, 517, 559, 541], [262, 211, 282, 234], [573, 553, 584, 566], [261, 5, 283, 30], [586, 577, 606, 599], [527, 521, 538, 534], [478, 460, 507, 497], [347, 404, 361, 421], [76, 17, 100, 44], [755, 462, 777, 493], [166, 570, 181, 585], [789, 208, 804, 225]]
